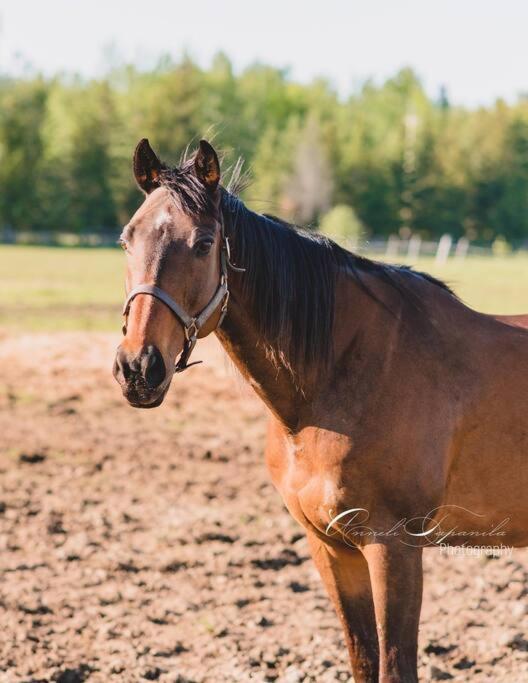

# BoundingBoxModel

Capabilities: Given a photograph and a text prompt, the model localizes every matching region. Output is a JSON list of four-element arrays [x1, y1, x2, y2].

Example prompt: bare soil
[[0, 333, 526, 682]]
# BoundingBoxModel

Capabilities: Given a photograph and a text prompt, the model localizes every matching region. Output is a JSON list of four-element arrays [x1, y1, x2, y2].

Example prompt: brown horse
[[113, 139, 528, 682]]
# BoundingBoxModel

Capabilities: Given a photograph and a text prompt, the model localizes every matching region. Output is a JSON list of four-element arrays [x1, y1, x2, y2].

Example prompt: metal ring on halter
[[184, 320, 198, 342]]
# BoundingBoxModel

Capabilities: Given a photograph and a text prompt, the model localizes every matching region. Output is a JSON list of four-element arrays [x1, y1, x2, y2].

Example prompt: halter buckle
[[185, 319, 198, 342]]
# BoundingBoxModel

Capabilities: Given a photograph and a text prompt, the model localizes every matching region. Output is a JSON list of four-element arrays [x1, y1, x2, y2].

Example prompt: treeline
[[1, 54, 528, 242]]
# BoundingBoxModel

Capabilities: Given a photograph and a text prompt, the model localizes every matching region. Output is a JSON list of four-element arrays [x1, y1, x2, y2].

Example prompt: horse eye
[[194, 238, 213, 256]]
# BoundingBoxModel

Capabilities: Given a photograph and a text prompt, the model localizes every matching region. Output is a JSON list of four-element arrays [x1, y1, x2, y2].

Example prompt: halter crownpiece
[[121, 215, 243, 373]]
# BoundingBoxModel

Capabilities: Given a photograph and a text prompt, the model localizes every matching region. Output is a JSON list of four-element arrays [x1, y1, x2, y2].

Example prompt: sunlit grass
[[383, 252, 528, 315], [0, 245, 124, 331], [0, 244, 527, 332]]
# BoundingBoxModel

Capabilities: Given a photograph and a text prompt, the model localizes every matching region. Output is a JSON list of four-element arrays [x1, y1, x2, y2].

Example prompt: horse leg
[[306, 530, 379, 682], [362, 542, 423, 683]]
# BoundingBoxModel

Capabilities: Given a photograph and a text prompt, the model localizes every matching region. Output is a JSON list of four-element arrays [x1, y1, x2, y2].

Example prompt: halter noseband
[[121, 216, 243, 373]]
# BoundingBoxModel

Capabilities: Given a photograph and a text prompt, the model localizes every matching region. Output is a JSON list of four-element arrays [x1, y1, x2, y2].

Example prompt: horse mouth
[[122, 383, 169, 409], [128, 394, 166, 409]]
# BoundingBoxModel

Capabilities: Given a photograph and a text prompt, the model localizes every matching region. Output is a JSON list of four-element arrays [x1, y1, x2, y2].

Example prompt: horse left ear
[[134, 139, 162, 194], [194, 140, 220, 191]]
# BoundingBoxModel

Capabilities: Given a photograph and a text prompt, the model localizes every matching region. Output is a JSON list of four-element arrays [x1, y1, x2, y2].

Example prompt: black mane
[[221, 190, 455, 376], [158, 158, 455, 377]]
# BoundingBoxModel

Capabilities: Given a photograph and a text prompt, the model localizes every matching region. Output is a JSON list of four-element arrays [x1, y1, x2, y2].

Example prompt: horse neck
[[214, 198, 375, 430], [213, 201, 314, 429], [215, 267, 390, 432], [215, 287, 306, 431], [214, 197, 456, 432]]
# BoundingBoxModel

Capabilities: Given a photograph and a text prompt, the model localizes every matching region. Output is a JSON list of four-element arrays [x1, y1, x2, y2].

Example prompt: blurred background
[[1, 3, 528, 682], [1, 0, 528, 331]]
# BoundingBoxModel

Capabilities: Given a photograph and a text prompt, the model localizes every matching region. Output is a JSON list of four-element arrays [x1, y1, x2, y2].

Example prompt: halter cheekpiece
[[121, 215, 243, 372]]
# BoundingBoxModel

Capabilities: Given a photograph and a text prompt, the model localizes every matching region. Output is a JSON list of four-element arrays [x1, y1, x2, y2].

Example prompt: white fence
[[0, 228, 524, 261], [348, 234, 509, 262]]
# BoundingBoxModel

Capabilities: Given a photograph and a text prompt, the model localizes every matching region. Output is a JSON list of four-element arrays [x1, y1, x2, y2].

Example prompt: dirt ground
[[0, 332, 527, 683]]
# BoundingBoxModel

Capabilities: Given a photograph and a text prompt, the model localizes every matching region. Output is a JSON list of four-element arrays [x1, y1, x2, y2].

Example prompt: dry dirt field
[[0, 332, 527, 682]]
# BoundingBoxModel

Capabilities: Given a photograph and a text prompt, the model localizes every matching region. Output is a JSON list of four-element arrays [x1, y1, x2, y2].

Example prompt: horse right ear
[[133, 139, 162, 194]]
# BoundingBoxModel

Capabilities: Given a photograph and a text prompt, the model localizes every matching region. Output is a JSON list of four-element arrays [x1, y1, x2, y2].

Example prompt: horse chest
[[265, 422, 349, 533]]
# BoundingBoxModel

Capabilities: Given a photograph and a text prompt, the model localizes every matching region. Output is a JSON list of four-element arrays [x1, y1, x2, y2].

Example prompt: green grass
[[0, 245, 124, 331], [381, 253, 528, 315], [0, 245, 527, 332]]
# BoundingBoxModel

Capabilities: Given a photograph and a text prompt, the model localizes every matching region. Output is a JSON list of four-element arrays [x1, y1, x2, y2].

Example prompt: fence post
[[407, 235, 421, 261], [435, 234, 453, 265], [454, 237, 469, 260], [386, 235, 400, 258]]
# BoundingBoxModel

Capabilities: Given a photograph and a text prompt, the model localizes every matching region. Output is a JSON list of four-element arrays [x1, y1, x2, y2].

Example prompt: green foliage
[[319, 204, 363, 241], [0, 79, 48, 229], [492, 235, 512, 256], [1, 58, 528, 243]]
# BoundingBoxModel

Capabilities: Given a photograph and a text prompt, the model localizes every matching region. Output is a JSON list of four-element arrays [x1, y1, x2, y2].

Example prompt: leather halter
[[122, 217, 243, 373]]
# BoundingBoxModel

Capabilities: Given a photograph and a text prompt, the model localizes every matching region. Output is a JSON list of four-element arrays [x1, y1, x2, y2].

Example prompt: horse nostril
[[143, 345, 166, 389], [114, 346, 165, 389], [113, 348, 131, 382]]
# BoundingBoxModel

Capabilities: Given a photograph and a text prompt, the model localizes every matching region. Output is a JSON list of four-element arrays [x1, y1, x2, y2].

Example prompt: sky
[[0, 0, 527, 107]]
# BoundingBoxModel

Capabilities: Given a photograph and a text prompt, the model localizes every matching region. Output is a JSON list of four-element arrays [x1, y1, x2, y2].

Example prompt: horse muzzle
[[113, 344, 170, 408]]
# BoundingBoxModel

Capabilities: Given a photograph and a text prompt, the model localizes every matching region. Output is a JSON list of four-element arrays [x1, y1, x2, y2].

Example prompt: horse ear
[[133, 139, 162, 194], [194, 140, 220, 191]]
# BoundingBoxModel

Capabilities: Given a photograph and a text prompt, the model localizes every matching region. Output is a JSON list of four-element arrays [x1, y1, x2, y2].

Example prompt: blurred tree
[[0, 60, 527, 245], [0, 79, 48, 229], [489, 116, 528, 242], [39, 80, 119, 231], [250, 123, 293, 213], [319, 204, 363, 242], [114, 55, 205, 169], [283, 114, 333, 224]]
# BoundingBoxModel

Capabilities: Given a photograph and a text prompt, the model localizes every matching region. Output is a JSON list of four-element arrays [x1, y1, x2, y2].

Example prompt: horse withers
[[113, 138, 528, 682]]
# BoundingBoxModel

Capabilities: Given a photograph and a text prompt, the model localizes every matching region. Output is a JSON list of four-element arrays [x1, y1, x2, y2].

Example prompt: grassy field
[[0, 245, 123, 331], [0, 244, 527, 332]]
